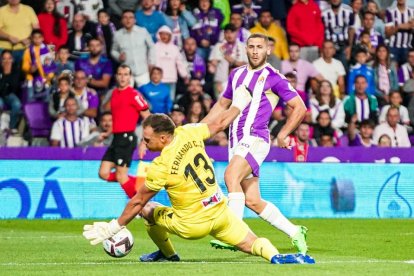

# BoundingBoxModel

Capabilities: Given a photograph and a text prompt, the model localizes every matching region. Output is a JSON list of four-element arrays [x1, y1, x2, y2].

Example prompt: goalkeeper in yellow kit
[[83, 86, 315, 264]]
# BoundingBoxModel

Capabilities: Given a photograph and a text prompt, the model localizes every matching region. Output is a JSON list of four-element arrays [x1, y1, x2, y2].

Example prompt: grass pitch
[[1, 219, 413, 275]]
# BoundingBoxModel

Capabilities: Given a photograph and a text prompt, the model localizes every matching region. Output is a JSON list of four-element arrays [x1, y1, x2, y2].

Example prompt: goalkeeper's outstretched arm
[[118, 185, 157, 226]]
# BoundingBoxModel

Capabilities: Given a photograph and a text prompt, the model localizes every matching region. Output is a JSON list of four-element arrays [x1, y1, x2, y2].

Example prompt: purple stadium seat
[[23, 102, 52, 137]]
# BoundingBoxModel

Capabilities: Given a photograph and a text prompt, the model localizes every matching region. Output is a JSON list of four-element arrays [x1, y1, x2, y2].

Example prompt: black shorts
[[102, 132, 137, 167]]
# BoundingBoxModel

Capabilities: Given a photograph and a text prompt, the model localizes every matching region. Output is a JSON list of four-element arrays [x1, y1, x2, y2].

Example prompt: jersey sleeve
[[182, 123, 210, 141], [222, 70, 234, 100], [271, 73, 299, 103], [133, 90, 149, 111], [145, 159, 168, 192]]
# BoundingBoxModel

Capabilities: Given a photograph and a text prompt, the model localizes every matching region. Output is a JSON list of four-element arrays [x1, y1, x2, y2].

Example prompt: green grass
[[0, 219, 413, 275]]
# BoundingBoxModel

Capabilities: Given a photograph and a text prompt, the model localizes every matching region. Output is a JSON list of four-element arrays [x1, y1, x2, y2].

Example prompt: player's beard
[[248, 54, 267, 69]]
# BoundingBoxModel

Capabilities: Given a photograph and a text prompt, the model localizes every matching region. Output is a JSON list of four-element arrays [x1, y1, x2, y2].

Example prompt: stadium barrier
[[0, 147, 413, 219]]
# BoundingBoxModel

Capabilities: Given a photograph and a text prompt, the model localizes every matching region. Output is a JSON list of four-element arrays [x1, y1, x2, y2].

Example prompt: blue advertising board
[[0, 161, 413, 219]]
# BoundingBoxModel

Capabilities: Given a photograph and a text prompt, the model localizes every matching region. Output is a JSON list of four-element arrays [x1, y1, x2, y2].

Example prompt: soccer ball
[[102, 228, 134, 258]]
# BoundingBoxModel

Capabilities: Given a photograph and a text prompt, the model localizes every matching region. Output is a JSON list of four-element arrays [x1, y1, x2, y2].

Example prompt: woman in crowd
[[164, 0, 196, 49]]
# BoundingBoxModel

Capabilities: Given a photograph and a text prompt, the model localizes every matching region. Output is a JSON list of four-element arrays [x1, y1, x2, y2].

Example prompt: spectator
[[219, 12, 251, 44], [313, 40, 346, 98], [377, 133, 392, 147], [163, 0, 196, 49], [191, 0, 224, 60], [366, 0, 385, 38], [73, 0, 103, 23], [379, 91, 410, 126], [310, 80, 345, 130], [79, 111, 113, 147], [385, 0, 414, 65], [22, 29, 56, 102], [231, 0, 261, 29], [319, 129, 335, 147], [0, 0, 39, 64], [176, 78, 205, 114], [139, 67, 173, 114], [186, 99, 206, 123], [311, 110, 341, 146], [66, 13, 94, 59], [290, 122, 313, 162], [135, 0, 169, 42], [372, 44, 399, 106], [55, 46, 75, 77], [257, 0, 289, 27], [111, 9, 155, 88], [48, 74, 75, 120], [373, 106, 411, 147], [72, 70, 99, 121], [0, 50, 22, 130], [208, 23, 247, 97], [0, 107, 10, 146], [348, 117, 375, 147], [347, 47, 375, 95], [353, 30, 375, 61], [397, 48, 414, 87], [281, 43, 324, 93], [38, 0, 68, 51], [50, 96, 91, 147], [343, 75, 379, 123], [350, 0, 363, 30], [154, 25, 189, 100], [170, 103, 186, 127], [75, 38, 113, 97], [286, 0, 324, 62], [355, 11, 384, 51], [182, 37, 206, 81], [108, 0, 140, 27], [321, 0, 354, 68], [267, 37, 281, 71], [250, 10, 289, 60], [96, 9, 117, 57], [56, 0, 76, 28]]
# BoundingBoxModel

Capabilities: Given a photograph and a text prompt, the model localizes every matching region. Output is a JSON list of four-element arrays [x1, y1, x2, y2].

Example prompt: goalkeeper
[[83, 86, 315, 264]]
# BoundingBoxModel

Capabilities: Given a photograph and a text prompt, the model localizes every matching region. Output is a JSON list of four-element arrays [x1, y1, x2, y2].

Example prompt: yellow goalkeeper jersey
[[145, 123, 226, 222]]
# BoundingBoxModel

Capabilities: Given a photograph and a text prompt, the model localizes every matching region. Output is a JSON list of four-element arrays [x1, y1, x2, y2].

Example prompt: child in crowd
[[22, 30, 56, 102], [96, 9, 117, 56], [55, 46, 75, 76], [48, 75, 75, 120]]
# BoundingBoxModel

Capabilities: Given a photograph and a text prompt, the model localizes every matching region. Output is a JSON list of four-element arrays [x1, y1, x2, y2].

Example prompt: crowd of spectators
[[0, 0, 413, 148]]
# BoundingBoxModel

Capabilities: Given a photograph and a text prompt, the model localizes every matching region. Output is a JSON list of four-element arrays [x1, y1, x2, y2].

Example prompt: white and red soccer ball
[[102, 228, 134, 258]]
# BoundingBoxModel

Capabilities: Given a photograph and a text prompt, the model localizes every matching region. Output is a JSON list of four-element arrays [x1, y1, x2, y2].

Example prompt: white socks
[[259, 201, 298, 237], [228, 192, 245, 219]]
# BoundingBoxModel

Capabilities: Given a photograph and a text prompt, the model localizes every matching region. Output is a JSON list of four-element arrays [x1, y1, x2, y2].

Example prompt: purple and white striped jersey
[[50, 117, 91, 148], [322, 4, 354, 45], [385, 6, 414, 48], [398, 62, 413, 85], [222, 64, 299, 147]]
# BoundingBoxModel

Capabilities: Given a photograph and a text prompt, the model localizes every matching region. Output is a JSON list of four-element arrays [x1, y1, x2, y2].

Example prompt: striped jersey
[[398, 62, 413, 85], [222, 64, 299, 147], [50, 117, 91, 148], [322, 4, 354, 45], [385, 6, 414, 48]]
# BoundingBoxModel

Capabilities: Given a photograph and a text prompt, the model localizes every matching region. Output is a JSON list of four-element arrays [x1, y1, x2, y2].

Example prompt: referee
[[98, 64, 150, 198]]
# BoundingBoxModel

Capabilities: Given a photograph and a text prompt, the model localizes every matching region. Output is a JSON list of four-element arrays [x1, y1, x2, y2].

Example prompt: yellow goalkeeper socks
[[145, 222, 176, 258], [251, 238, 279, 262]]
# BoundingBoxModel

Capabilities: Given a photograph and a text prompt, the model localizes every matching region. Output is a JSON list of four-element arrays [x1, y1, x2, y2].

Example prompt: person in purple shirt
[[75, 38, 113, 97], [191, 0, 224, 60], [348, 116, 375, 147], [73, 70, 100, 121], [203, 33, 309, 254]]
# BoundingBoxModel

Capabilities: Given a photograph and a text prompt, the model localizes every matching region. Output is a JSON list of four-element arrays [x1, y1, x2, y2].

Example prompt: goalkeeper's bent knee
[[251, 238, 279, 262]]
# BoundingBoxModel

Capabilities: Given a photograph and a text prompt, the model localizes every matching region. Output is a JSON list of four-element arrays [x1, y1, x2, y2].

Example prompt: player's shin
[[144, 220, 177, 258], [259, 201, 298, 237], [227, 192, 245, 219], [251, 237, 279, 262]]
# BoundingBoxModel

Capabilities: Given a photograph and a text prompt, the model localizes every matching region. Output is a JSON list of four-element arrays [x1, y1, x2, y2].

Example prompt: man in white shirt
[[373, 106, 411, 147], [313, 40, 346, 98], [111, 10, 155, 87]]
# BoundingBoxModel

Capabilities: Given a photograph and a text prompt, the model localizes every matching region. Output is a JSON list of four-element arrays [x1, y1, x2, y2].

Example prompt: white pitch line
[[1, 235, 80, 239], [0, 260, 413, 266]]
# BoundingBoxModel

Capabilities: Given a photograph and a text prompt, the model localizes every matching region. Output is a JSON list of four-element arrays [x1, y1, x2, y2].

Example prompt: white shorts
[[228, 135, 270, 178]]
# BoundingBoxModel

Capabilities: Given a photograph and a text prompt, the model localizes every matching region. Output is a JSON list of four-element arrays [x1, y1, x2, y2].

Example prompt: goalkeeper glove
[[231, 85, 252, 111], [83, 219, 124, 245]]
